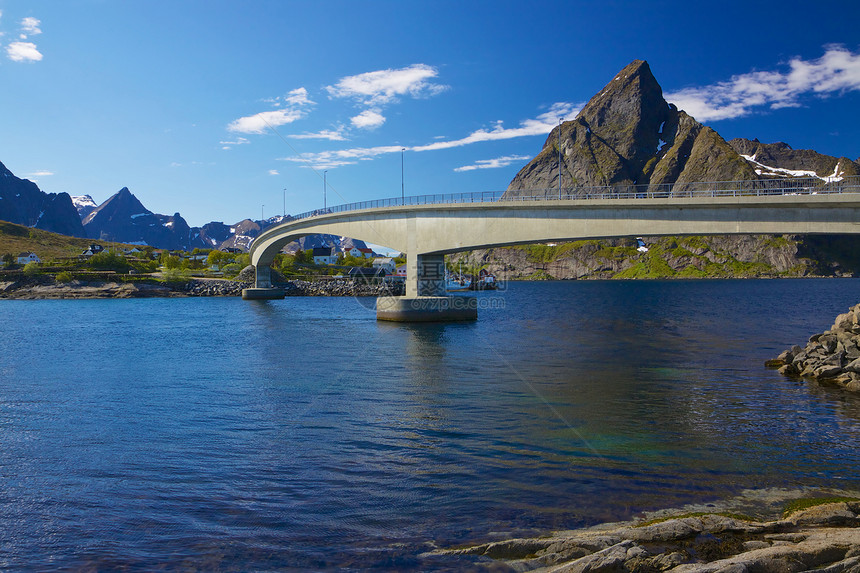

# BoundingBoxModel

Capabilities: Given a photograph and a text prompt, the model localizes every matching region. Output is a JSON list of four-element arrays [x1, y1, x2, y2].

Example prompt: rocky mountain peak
[[505, 60, 757, 197]]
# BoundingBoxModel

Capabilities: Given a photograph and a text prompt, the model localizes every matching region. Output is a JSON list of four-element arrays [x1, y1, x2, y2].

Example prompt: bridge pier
[[241, 265, 285, 300], [377, 253, 477, 321]]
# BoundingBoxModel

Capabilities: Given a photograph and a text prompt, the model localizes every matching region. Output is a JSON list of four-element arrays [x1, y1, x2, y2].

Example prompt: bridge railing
[[286, 175, 860, 222]]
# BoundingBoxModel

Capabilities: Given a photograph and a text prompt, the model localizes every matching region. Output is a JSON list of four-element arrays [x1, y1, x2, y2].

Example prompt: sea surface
[[2, 279, 860, 571]]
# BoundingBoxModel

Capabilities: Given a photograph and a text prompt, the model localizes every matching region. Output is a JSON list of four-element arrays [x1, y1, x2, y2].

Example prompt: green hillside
[[0, 219, 138, 262]]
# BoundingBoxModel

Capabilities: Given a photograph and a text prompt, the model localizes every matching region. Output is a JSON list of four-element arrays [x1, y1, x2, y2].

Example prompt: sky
[[1, 0, 859, 228]]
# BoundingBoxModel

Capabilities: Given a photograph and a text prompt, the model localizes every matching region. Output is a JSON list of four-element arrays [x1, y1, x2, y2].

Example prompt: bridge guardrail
[[286, 175, 860, 223]]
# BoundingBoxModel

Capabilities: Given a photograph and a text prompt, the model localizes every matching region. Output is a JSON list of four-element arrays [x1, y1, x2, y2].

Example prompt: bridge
[[246, 175, 860, 321]]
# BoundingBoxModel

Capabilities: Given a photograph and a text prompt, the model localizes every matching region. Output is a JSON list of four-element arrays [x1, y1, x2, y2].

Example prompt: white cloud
[[220, 136, 250, 150], [7, 41, 42, 62], [454, 155, 532, 172], [26, 170, 53, 182], [351, 109, 385, 129], [412, 101, 580, 151], [288, 129, 347, 141], [20, 17, 41, 36], [268, 169, 280, 176], [228, 108, 306, 134], [326, 64, 447, 106], [665, 45, 860, 122], [227, 87, 314, 134], [278, 102, 579, 170]]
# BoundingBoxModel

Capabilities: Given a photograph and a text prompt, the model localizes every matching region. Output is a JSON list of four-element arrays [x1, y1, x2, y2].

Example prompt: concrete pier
[[376, 296, 477, 322], [241, 287, 285, 300]]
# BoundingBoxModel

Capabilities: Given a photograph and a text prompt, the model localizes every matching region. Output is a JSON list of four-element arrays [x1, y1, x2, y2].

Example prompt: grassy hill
[[0, 219, 139, 262]]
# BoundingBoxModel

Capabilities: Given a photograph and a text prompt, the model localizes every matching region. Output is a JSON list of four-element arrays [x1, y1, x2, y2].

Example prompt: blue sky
[[1, 0, 859, 227]]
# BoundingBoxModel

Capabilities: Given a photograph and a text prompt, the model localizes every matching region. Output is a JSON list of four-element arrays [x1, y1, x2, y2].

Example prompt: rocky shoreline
[[766, 303, 860, 393], [0, 276, 404, 299], [439, 494, 860, 572]]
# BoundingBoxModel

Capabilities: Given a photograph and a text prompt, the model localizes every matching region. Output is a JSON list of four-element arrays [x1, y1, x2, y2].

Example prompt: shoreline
[[439, 488, 860, 572], [0, 276, 405, 299]]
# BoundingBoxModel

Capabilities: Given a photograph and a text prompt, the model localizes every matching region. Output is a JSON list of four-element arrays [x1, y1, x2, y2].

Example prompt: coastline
[[0, 276, 405, 299], [439, 489, 860, 572]]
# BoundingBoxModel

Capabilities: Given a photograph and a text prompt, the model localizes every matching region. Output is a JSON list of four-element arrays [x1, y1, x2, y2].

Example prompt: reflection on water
[[1, 280, 859, 570]]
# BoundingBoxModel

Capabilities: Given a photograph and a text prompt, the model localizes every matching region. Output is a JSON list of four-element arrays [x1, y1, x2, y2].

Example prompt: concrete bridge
[[246, 176, 860, 320]]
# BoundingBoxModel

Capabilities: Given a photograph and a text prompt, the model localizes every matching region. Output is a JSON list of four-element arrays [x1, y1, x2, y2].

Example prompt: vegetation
[[782, 497, 859, 518], [22, 261, 41, 276], [634, 512, 754, 528]]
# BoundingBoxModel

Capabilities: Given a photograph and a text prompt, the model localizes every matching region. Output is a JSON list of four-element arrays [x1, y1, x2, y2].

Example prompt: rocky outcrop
[[453, 234, 860, 281], [439, 501, 860, 572], [0, 160, 86, 237], [767, 303, 860, 393], [504, 60, 758, 198]]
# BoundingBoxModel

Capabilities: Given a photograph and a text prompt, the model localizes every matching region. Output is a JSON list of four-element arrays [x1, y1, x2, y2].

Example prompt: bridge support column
[[377, 253, 477, 322], [241, 264, 285, 300]]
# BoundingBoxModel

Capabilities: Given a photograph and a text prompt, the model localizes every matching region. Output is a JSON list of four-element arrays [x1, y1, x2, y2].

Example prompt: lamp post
[[261, 204, 264, 222], [283, 187, 286, 219], [558, 117, 563, 199], [323, 171, 327, 210]]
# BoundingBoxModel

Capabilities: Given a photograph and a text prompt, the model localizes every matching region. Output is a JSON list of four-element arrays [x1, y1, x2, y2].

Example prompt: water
[[1, 279, 860, 570]]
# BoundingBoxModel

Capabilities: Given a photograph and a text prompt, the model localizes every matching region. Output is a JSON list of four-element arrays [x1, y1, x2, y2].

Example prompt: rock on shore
[[767, 303, 860, 393], [440, 501, 860, 572]]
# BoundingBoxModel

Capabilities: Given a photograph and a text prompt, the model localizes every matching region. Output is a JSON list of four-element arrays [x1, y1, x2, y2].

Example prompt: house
[[394, 264, 407, 277], [372, 257, 396, 273], [80, 244, 105, 257], [343, 247, 362, 258], [17, 252, 41, 264], [348, 266, 387, 280], [357, 247, 374, 259], [312, 246, 338, 265], [123, 247, 143, 255]]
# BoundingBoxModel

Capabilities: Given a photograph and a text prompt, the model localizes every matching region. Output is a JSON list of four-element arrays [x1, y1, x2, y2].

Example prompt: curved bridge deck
[[246, 175, 860, 320]]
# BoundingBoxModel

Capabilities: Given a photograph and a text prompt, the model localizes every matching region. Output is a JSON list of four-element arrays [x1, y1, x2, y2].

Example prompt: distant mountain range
[[1, 59, 857, 259], [1, 165, 366, 252]]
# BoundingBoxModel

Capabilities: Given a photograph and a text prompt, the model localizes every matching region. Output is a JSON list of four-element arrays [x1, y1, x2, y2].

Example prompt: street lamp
[[323, 170, 327, 209], [261, 204, 265, 222], [401, 148, 405, 202], [283, 187, 286, 219]]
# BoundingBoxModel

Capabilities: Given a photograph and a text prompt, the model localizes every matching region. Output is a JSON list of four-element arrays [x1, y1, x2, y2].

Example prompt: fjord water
[[2, 280, 860, 570]]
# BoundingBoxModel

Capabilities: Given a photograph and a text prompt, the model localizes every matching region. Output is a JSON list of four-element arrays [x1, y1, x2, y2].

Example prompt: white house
[[357, 247, 374, 259], [313, 246, 338, 265], [372, 257, 396, 273], [343, 247, 362, 258], [394, 264, 407, 277], [17, 252, 41, 264]]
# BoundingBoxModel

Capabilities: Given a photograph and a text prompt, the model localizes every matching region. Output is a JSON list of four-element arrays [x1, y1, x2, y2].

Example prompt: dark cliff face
[[0, 161, 86, 237], [505, 60, 757, 197]]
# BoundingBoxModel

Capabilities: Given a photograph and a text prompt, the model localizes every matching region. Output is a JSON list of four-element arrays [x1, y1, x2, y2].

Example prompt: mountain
[[0, 160, 86, 237], [505, 60, 758, 197], [472, 60, 860, 279], [71, 195, 99, 219], [728, 138, 860, 180], [81, 187, 199, 250]]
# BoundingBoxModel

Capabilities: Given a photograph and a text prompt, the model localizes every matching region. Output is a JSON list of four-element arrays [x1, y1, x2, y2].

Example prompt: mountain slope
[[0, 161, 86, 237]]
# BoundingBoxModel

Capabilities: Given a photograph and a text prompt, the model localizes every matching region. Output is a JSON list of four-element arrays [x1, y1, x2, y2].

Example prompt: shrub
[[56, 271, 73, 283], [89, 250, 130, 272], [23, 261, 41, 276]]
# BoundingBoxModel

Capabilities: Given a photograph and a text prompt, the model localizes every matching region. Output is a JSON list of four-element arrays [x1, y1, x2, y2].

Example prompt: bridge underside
[[245, 194, 860, 319]]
